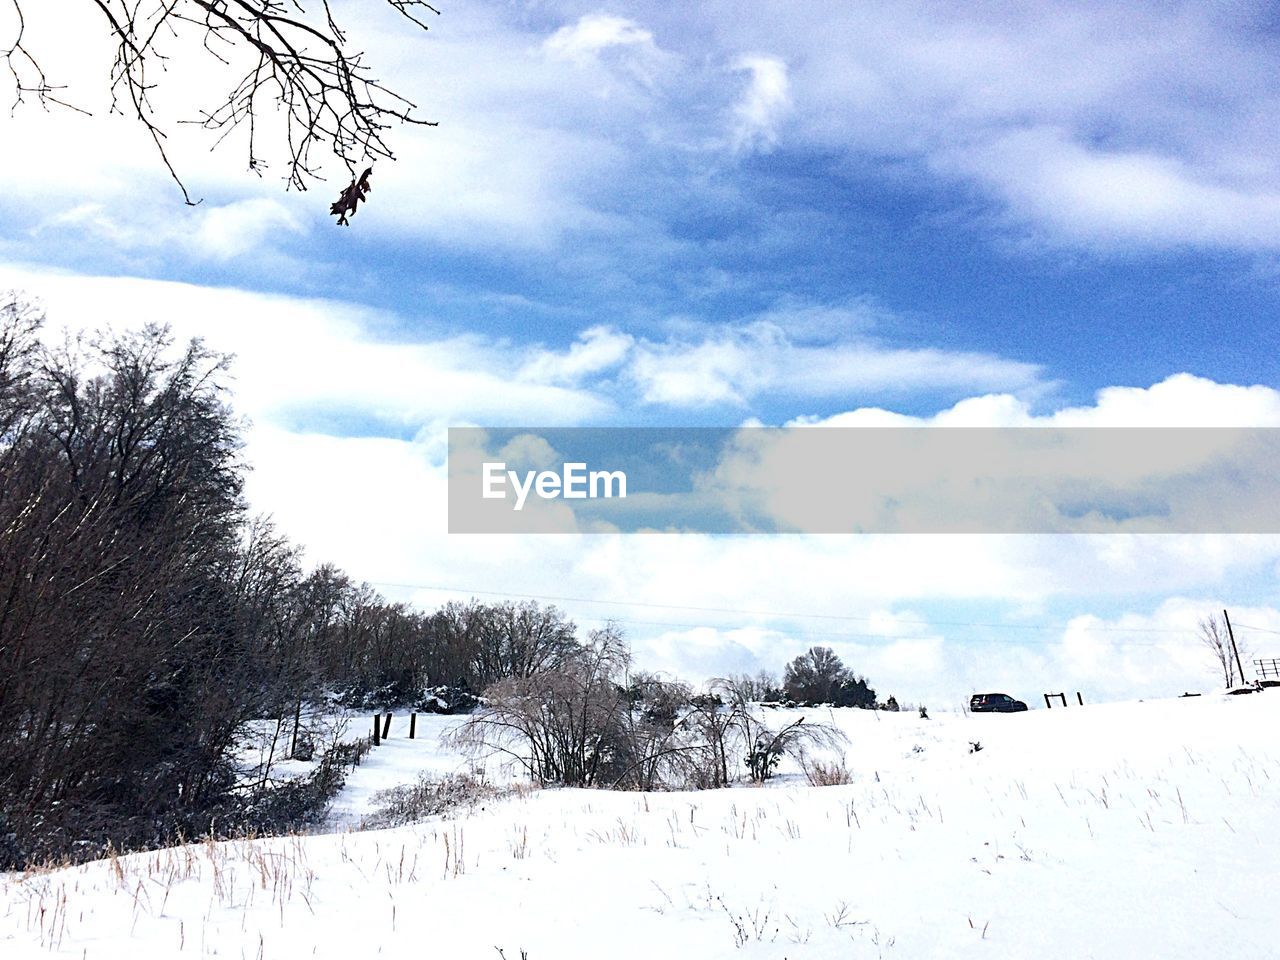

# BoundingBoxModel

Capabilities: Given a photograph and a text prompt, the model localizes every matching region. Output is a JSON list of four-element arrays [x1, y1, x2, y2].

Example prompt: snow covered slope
[[4, 693, 1279, 958]]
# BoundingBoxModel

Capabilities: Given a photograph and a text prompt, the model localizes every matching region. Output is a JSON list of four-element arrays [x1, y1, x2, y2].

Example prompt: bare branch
[[3, 0, 91, 114], [3, 1, 440, 209]]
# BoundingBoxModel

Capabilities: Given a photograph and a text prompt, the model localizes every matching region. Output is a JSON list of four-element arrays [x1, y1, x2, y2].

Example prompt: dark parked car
[[970, 692, 1028, 713]]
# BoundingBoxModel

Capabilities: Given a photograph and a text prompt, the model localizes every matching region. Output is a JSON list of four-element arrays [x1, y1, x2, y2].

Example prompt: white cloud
[[544, 14, 660, 64], [497, 433, 561, 471], [627, 322, 1043, 407], [1049, 375, 1280, 427], [707, 0, 1280, 251], [730, 55, 790, 153], [1042, 598, 1280, 700], [804, 373, 1280, 428], [242, 424, 448, 580], [31, 198, 306, 264], [944, 127, 1280, 250], [630, 328, 774, 406], [0, 268, 1049, 424], [0, 266, 613, 429], [644, 626, 768, 680], [193, 199, 306, 261], [708, 375, 1280, 536], [519, 326, 634, 385], [0, 4, 648, 254], [13, 1, 1280, 257]]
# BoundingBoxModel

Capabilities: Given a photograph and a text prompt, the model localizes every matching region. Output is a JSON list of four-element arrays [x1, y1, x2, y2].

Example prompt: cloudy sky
[[4, 0, 1280, 706]]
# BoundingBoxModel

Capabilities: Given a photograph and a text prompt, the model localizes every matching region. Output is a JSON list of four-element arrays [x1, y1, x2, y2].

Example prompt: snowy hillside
[[4, 693, 1279, 958]]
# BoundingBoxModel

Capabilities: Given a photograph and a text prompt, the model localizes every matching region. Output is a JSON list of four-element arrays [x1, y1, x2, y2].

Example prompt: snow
[[325, 713, 520, 829], [4, 693, 1280, 958]]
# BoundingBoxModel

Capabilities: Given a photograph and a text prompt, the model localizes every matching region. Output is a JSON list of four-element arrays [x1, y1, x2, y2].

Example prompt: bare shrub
[[452, 633, 773, 792], [706, 677, 849, 783], [365, 773, 512, 828], [746, 718, 848, 783], [798, 754, 853, 786]]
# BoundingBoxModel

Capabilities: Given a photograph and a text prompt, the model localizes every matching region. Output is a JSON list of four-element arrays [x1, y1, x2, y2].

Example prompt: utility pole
[[1223, 608, 1247, 687]]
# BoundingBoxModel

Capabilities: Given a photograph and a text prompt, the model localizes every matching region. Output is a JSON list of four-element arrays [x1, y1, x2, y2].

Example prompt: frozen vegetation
[[4, 691, 1279, 958]]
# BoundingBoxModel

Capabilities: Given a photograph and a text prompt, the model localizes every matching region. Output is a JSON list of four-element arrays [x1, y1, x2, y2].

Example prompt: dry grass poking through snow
[[362, 772, 530, 829], [798, 754, 854, 786], [2, 694, 1280, 958]]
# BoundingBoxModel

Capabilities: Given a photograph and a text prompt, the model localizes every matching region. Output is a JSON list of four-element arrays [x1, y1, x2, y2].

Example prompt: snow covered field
[[4, 693, 1279, 958]]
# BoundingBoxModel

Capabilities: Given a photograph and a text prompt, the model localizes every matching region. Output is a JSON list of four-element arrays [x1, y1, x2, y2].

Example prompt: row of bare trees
[[450, 634, 848, 791], [0, 297, 595, 865], [0, 295, 886, 860], [301, 589, 581, 708]]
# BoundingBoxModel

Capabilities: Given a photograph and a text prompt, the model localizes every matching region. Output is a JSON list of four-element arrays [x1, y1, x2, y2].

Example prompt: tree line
[[0, 297, 885, 865], [0, 299, 586, 864]]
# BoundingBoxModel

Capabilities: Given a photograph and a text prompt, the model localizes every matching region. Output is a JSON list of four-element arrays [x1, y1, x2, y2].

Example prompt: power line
[[559, 612, 1179, 648], [1232, 621, 1280, 637], [365, 578, 1200, 644]]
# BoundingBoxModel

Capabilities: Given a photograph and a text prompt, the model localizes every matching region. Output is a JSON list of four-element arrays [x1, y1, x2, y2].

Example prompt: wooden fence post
[[1076, 692, 1084, 706], [372, 715, 381, 746], [382, 712, 392, 739], [409, 713, 417, 739]]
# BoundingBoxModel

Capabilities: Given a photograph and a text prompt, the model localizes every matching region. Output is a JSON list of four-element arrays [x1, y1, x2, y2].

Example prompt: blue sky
[[4, 0, 1280, 702]]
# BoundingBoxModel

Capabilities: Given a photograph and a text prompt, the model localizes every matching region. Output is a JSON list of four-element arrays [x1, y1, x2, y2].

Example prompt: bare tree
[[454, 628, 742, 791], [721, 671, 782, 703], [1198, 613, 1249, 688], [2, 1, 440, 211], [450, 624, 630, 788], [0, 294, 42, 445], [470, 601, 580, 689], [683, 681, 745, 788], [422, 599, 485, 689]]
